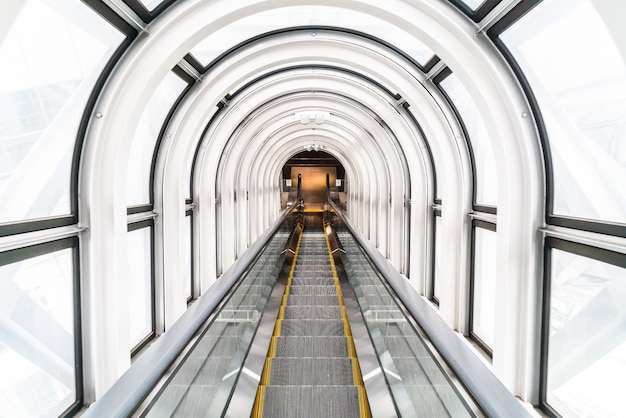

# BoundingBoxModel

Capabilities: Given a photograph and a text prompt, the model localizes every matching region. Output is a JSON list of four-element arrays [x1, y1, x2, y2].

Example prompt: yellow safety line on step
[[323, 221, 371, 418], [252, 223, 303, 418]]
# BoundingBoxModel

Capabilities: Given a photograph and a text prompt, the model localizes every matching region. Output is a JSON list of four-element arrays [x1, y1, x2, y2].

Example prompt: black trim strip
[[127, 218, 154, 231], [546, 237, 626, 269], [0, 216, 75, 238], [0, 236, 75, 266], [82, 0, 138, 34], [172, 64, 197, 84], [121, 0, 177, 24], [423, 55, 441, 73], [127, 205, 153, 216], [487, 0, 542, 36], [447, 0, 502, 23]]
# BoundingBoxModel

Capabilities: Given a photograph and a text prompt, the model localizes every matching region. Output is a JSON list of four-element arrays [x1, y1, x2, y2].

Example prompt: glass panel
[[143, 220, 292, 416], [0, 247, 77, 416], [184, 214, 193, 300], [501, 0, 626, 224], [190, 6, 434, 67], [0, 0, 124, 224], [128, 227, 153, 348], [439, 74, 498, 206], [433, 215, 443, 301], [546, 249, 626, 417], [336, 227, 474, 417], [126, 72, 187, 206], [471, 226, 497, 349]]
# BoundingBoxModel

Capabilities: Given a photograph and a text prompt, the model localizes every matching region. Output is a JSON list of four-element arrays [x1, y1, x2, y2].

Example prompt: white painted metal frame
[[78, 0, 543, 406]]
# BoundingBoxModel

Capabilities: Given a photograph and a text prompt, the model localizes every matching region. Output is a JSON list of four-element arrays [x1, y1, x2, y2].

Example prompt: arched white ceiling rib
[[209, 88, 403, 269]]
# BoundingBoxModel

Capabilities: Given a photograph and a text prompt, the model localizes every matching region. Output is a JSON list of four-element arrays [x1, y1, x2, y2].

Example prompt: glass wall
[[0, 239, 79, 416], [543, 240, 626, 417], [438, 73, 498, 209], [126, 71, 188, 208], [470, 222, 497, 354], [0, 0, 124, 226], [127, 222, 154, 353], [500, 0, 626, 227]]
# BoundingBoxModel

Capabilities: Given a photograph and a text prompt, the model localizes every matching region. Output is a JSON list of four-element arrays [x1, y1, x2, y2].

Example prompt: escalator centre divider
[[252, 213, 370, 418]]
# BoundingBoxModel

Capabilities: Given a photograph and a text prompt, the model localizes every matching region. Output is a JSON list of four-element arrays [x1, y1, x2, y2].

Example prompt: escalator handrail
[[83, 206, 297, 417], [327, 200, 532, 418]]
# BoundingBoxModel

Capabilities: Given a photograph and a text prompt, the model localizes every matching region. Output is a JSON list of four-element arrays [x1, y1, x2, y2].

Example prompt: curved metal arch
[[212, 94, 399, 265]]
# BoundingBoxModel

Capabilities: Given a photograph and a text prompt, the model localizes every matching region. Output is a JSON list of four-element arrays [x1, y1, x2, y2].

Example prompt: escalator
[[252, 215, 369, 417], [122, 211, 478, 418], [85, 204, 529, 417]]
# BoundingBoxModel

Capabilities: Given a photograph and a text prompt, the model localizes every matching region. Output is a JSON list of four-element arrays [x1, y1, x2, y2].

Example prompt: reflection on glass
[[439, 74, 498, 207], [501, 0, 626, 224], [143, 225, 291, 416], [0, 0, 123, 224], [126, 72, 187, 206], [546, 249, 626, 417], [128, 227, 153, 349], [337, 228, 473, 417], [471, 226, 497, 350], [0, 248, 76, 416], [433, 215, 443, 301], [190, 6, 434, 67]]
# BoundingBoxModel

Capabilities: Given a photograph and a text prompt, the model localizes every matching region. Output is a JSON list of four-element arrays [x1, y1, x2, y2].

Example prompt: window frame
[[468, 219, 497, 358], [120, 0, 177, 23], [126, 66, 195, 214], [126, 218, 156, 356], [434, 68, 498, 215], [185, 207, 195, 304], [487, 0, 626, 238], [448, 0, 503, 22], [0, 236, 83, 417], [540, 237, 626, 417], [430, 208, 442, 306], [0, 0, 137, 238]]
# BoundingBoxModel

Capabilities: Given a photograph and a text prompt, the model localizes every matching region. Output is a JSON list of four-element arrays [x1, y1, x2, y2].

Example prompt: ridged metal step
[[288, 285, 337, 295], [290, 277, 335, 286], [286, 295, 339, 306], [278, 319, 345, 337], [268, 358, 356, 385], [281, 305, 343, 320], [260, 385, 362, 418], [273, 336, 350, 357]]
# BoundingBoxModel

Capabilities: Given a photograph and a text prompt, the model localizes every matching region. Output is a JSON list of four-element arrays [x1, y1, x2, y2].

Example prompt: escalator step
[[273, 336, 349, 358], [268, 358, 355, 385], [288, 285, 337, 295], [285, 295, 339, 306], [290, 277, 335, 286], [260, 385, 361, 418], [279, 319, 345, 336], [281, 305, 343, 320]]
